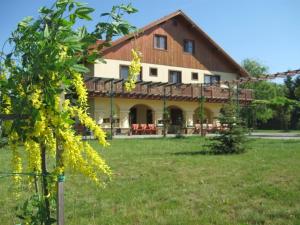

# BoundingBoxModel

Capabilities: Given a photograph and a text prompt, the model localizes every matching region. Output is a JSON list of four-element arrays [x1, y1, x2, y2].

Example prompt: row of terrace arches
[[128, 104, 213, 127]]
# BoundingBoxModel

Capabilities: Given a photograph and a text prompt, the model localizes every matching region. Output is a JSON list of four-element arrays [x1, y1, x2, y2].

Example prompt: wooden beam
[[0, 114, 29, 120]]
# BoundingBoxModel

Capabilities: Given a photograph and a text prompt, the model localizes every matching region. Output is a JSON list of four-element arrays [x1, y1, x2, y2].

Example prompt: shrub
[[209, 93, 248, 154]]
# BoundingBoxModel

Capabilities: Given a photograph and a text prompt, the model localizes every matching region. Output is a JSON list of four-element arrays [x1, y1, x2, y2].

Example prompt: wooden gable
[[101, 11, 248, 77]]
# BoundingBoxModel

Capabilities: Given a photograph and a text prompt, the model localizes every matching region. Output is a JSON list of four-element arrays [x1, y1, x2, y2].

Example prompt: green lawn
[[1, 137, 300, 225]]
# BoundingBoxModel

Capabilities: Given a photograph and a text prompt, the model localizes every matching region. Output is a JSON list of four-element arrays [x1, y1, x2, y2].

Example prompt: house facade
[[85, 10, 252, 135]]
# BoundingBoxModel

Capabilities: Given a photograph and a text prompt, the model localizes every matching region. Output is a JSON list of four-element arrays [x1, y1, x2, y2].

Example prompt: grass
[[253, 129, 300, 133], [1, 137, 300, 225]]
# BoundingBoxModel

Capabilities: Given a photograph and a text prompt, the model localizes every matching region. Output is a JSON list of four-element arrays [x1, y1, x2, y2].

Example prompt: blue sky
[[0, 0, 299, 74]]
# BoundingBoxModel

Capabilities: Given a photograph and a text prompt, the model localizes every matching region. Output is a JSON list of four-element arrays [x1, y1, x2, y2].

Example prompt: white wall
[[93, 59, 239, 84]]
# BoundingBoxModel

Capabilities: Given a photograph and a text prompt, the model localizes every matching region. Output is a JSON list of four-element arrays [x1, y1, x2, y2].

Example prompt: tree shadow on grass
[[172, 150, 212, 156]]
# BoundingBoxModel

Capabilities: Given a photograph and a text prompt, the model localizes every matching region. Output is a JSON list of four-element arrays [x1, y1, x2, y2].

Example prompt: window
[[154, 35, 167, 50], [169, 70, 182, 84], [204, 74, 220, 85], [120, 65, 129, 80], [184, 39, 195, 54], [192, 72, 198, 80], [149, 68, 158, 76], [120, 65, 142, 81]]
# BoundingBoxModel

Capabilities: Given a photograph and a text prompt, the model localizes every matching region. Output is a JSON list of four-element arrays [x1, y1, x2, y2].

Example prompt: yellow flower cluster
[[125, 49, 142, 91], [24, 139, 41, 173], [29, 88, 42, 109], [72, 72, 88, 106], [2, 95, 12, 114], [9, 133, 22, 185], [58, 128, 110, 184], [58, 45, 68, 61], [71, 107, 108, 147]]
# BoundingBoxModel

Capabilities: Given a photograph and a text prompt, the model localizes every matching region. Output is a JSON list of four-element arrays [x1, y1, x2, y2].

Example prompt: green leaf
[[44, 24, 49, 38], [75, 7, 95, 20], [56, 0, 69, 8], [39, 6, 53, 14], [100, 12, 110, 17], [18, 16, 33, 28], [68, 2, 75, 12], [71, 64, 90, 73], [69, 14, 76, 23], [62, 35, 80, 43]]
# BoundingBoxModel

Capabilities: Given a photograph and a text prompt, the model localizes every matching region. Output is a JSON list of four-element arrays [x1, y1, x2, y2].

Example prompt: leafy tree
[[241, 58, 268, 78], [284, 75, 300, 129], [241, 58, 291, 129], [0, 0, 139, 224]]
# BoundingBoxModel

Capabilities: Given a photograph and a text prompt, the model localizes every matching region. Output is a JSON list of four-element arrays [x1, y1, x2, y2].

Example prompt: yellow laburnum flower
[[72, 106, 108, 147], [58, 45, 68, 61], [24, 139, 41, 173], [29, 88, 42, 109], [72, 72, 88, 106], [43, 127, 56, 157], [2, 95, 12, 114], [9, 132, 22, 186], [32, 113, 47, 137], [58, 128, 110, 184], [125, 49, 142, 91]]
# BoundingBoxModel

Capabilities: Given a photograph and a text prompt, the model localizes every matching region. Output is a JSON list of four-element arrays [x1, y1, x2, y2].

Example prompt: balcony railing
[[85, 77, 253, 103]]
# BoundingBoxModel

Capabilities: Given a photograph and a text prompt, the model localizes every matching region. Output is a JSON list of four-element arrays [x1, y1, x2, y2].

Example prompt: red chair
[[131, 124, 139, 135], [147, 124, 157, 134], [194, 124, 201, 134], [139, 124, 147, 134]]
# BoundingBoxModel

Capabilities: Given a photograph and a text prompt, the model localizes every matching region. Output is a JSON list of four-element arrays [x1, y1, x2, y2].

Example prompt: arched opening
[[193, 107, 213, 124], [129, 104, 153, 125], [167, 106, 184, 134]]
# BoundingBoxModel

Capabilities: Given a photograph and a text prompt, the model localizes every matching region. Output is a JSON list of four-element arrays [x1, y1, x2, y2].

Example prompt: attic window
[[184, 39, 195, 54], [192, 72, 198, 80], [154, 35, 167, 50], [150, 68, 158, 76]]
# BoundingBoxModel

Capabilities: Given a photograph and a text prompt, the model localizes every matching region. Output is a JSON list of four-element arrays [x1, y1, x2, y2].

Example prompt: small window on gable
[[154, 35, 167, 50], [192, 72, 198, 80], [184, 39, 195, 54], [150, 68, 158, 76]]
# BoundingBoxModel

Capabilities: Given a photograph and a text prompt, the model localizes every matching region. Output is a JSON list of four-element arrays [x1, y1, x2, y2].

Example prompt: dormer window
[[154, 35, 167, 50], [184, 39, 195, 54]]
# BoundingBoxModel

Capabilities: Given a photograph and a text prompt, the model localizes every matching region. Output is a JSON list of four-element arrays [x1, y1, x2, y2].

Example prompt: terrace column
[[153, 110, 163, 125], [94, 109, 105, 125], [153, 109, 164, 135], [119, 109, 130, 129], [211, 107, 221, 124], [185, 110, 194, 127]]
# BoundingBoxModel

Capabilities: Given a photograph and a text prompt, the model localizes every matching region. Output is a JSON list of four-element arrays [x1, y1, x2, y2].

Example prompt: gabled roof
[[101, 10, 250, 77]]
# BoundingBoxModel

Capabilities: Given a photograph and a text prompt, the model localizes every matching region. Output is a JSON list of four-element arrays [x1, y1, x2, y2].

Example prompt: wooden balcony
[[85, 77, 253, 103]]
